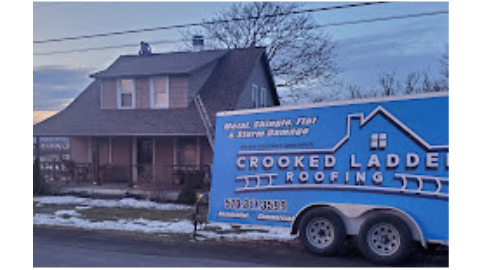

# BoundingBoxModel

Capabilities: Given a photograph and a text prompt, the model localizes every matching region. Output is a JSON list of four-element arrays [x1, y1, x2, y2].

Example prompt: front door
[[137, 138, 153, 182]]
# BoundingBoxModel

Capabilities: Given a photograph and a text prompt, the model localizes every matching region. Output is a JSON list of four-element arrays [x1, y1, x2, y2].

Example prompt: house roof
[[33, 47, 278, 137], [91, 49, 228, 78]]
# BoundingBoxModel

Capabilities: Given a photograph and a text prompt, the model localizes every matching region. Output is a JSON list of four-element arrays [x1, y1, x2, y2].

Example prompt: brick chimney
[[192, 36, 204, 52]]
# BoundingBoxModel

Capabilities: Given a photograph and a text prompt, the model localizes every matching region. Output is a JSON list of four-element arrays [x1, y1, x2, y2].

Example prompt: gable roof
[[91, 49, 228, 78], [198, 48, 279, 124], [33, 47, 278, 137]]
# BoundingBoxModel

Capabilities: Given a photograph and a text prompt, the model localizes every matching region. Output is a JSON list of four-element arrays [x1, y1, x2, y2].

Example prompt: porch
[[34, 136, 213, 191]]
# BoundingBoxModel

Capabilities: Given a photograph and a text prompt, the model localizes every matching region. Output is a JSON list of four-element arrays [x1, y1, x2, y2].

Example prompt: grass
[[33, 203, 77, 215], [76, 207, 192, 222]]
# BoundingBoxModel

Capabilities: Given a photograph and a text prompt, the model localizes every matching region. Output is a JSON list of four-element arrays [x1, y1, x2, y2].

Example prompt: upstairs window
[[252, 84, 259, 108], [151, 77, 169, 108], [118, 79, 135, 109], [260, 87, 267, 107]]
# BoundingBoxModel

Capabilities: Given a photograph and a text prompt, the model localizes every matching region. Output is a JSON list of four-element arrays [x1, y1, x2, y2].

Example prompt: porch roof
[[33, 81, 207, 137]]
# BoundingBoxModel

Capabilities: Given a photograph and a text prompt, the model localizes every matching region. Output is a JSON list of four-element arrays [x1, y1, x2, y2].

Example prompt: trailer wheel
[[358, 214, 413, 265], [299, 208, 346, 256]]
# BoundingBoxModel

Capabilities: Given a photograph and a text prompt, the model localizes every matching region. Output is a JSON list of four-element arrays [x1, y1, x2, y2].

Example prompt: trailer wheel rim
[[306, 217, 335, 249], [367, 222, 401, 256]]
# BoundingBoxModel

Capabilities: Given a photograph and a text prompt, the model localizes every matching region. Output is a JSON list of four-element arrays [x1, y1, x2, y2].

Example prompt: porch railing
[[39, 160, 91, 183], [39, 160, 211, 188], [135, 164, 211, 187]]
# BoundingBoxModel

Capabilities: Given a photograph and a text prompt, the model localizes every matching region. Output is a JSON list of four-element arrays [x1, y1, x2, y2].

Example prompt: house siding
[[168, 77, 189, 108], [70, 137, 90, 163], [235, 59, 276, 109], [200, 138, 213, 165], [101, 79, 117, 109], [135, 78, 151, 109]]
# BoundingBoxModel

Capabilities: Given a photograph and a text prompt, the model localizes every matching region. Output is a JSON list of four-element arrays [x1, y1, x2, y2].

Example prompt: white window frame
[[252, 84, 259, 108], [117, 78, 136, 109], [150, 76, 170, 109], [260, 87, 267, 107]]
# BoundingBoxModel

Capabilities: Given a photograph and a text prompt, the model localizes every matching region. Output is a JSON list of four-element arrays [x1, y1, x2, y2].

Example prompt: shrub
[[176, 172, 198, 205], [144, 181, 176, 203]]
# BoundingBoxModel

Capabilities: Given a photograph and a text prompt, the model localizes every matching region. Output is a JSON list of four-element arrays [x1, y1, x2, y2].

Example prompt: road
[[33, 227, 448, 267]]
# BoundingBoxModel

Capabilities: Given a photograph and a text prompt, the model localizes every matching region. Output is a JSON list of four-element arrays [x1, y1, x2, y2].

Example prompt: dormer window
[[260, 87, 267, 107], [371, 133, 387, 150], [150, 77, 169, 108], [118, 79, 135, 109]]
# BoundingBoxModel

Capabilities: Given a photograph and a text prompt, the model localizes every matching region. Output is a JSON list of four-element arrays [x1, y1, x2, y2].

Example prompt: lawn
[[77, 207, 191, 222], [33, 196, 293, 242]]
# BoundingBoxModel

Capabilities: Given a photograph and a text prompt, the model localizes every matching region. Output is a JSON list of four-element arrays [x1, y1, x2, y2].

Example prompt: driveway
[[33, 227, 448, 267]]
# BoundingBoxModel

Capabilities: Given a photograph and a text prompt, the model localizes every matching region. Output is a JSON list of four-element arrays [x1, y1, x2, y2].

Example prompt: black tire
[[299, 208, 346, 256], [358, 214, 413, 265]]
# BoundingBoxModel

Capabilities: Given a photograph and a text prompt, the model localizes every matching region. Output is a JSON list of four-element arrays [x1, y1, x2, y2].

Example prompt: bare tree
[[440, 45, 449, 91], [346, 85, 365, 99], [421, 72, 435, 93], [184, 2, 338, 101], [404, 72, 421, 94], [378, 71, 401, 96], [345, 68, 446, 101]]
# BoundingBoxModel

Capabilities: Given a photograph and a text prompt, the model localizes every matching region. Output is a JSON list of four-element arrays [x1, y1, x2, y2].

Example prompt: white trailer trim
[[217, 92, 448, 117]]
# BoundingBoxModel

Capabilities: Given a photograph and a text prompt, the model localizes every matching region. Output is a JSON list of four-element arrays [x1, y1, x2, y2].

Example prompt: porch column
[[152, 138, 156, 182], [91, 137, 100, 185], [196, 137, 201, 166], [108, 137, 112, 164], [131, 137, 138, 186], [88, 137, 92, 163]]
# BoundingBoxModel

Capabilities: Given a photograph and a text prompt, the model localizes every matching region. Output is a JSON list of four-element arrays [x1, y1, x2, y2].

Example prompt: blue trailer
[[208, 92, 448, 264]]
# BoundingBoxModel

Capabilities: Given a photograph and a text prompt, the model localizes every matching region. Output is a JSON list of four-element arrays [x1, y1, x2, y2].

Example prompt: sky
[[33, 1, 449, 111]]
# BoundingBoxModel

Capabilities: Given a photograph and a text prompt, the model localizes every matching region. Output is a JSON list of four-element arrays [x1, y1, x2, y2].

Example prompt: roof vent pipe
[[192, 36, 204, 52], [139, 41, 152, 55]]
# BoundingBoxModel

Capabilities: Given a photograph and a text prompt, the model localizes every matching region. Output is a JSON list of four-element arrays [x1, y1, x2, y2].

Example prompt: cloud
[[33, 66, 92, 111], [33, 111, 58, 125], [334, 19, 448, 89]]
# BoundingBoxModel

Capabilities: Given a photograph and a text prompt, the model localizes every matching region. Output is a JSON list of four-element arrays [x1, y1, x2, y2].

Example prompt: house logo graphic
[[233, 106, 449, 200]]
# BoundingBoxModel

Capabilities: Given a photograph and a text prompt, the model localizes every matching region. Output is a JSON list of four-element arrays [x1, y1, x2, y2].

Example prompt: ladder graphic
[[393, 173, 449, 198], [234, 172, 449, 200]]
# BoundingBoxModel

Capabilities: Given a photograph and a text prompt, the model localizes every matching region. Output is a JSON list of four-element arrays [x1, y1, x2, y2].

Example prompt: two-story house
[[33, 44, 280, 188]]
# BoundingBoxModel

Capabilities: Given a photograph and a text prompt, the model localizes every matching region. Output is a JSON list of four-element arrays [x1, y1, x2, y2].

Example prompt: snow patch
[[33, 196, 194, 211], [33, 213, 194, 234], [55, 210, 81, 217], [75, 205, 91, 210], [33, 213, 294, 242], [200, 223, 294, 241]]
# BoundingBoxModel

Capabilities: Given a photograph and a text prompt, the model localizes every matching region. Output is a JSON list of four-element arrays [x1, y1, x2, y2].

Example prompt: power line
[[34, 39, 183, 56], [310, 10, 448, 29], [33, 2, 390, 44], [33, 10, 449, 57]]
